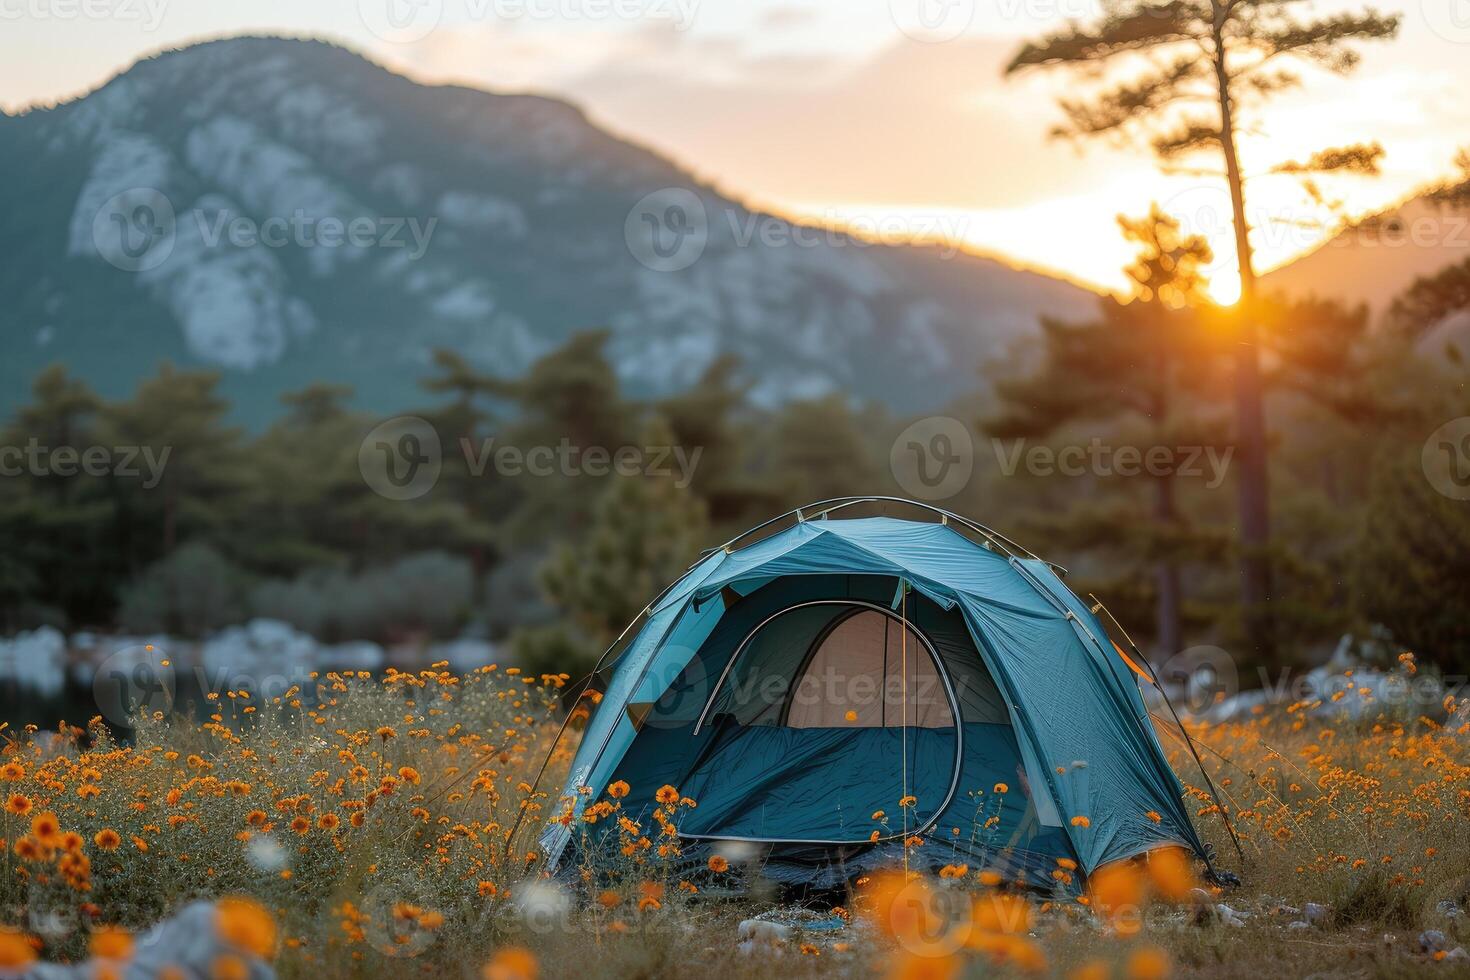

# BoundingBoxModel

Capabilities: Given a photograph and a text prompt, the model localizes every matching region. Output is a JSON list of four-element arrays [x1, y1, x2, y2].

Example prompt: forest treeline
[[1, 208, 1467, 678]]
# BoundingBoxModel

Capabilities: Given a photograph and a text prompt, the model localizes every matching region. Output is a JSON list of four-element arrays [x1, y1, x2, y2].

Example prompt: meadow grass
[[0, 656, 1466, 978]]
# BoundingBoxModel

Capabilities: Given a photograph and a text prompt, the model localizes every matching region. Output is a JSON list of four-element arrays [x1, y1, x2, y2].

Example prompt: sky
[[2, 0, 1468, 297]]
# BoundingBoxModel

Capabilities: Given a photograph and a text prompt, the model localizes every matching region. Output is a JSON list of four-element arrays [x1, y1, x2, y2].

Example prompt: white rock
[[738, 919, 792, 945], [21, 901, 274, 978], [1215, 904, 1247, 927], [0, 627, 67, 697], [1304, 902, 1330, 925]]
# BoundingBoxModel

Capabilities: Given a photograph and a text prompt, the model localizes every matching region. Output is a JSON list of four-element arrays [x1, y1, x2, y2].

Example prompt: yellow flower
[[1125, 947, 1170, 980], [707, 855, 729, 873], [0, 930, 37, 968], [5, 794, 31, 816], [655, 785, 679, 805], [90, 927, 134, 960], [289, 816, 310, 835], [0, 762, 25, 781], [844, 710, 858, 722], [317, 813, 340, 831], [210, 954, 249, 980], [94, 829, 122, 852], [215, 898, 277, 958], [482, 947, 538, 980], [1070, 815, 1091, 828], [398, 766, 421, 785], [993, 782, 1009, 793], [30, 811, 60, 841], [607, 780, 630, 798], [1145, 810, 1162, 823]]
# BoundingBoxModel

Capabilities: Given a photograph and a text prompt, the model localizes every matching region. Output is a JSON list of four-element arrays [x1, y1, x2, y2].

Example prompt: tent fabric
[[543, 516, 1207, 882]]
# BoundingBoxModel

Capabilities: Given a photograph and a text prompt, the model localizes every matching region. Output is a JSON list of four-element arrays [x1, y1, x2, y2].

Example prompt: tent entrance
[[679, 600, 963, 844]]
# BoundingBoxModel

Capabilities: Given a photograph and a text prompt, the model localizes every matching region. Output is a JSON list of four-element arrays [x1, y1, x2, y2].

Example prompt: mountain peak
[[0, 35, 1092, 424]]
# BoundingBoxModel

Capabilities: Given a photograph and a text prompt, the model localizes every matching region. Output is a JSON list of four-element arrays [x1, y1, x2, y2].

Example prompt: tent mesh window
[[703, 602, 955, 730]]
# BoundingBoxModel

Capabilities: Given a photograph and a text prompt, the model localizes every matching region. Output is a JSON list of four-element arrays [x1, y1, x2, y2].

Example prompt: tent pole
[[1086, 594, 1246, 875], [507, 601, 654, 860]]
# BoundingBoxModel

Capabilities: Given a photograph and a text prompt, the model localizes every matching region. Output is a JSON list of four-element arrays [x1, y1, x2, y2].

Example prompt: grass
[[0, 654, 1467, 978]]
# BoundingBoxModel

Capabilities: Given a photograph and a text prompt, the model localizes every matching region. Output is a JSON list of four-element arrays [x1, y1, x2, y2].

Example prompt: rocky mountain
[[0, 36, 1095, 425]]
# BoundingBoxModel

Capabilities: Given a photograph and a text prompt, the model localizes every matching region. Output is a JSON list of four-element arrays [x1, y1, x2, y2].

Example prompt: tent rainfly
[[540, 499, 1210, 889]]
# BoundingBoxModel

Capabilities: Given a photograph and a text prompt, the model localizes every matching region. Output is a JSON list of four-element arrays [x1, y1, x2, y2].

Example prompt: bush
[[250, 552, 474, 643], [1354, 447, 1470, 671], [118, 542, 245, 637]]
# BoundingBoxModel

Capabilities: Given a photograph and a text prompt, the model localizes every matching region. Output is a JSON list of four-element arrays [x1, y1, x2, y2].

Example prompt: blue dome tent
[[538, 498, 1212, 889]]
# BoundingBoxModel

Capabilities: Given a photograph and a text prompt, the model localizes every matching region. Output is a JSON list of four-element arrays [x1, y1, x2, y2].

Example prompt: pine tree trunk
[[1212, 22, 1274, 658], [1154, 472, 1183, 658]]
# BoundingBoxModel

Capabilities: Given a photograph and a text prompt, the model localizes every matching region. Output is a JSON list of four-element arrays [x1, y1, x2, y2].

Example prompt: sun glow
[[1207, 271, 1243, 307]]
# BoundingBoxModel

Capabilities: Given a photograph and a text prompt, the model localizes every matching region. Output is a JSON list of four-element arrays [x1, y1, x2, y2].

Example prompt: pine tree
[[986, 207, 1229, 654], [513, 416, 708, 675], [1006, 0, 1401, 657]]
